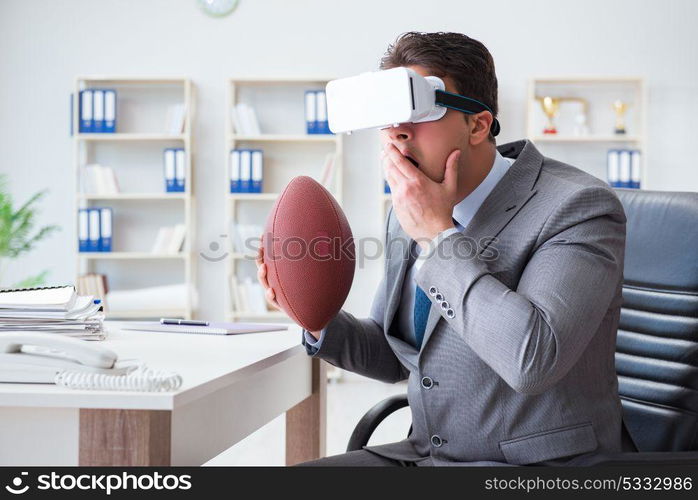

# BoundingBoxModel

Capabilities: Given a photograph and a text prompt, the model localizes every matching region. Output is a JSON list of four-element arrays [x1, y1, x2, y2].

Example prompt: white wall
[[1, 0, 696, 320]]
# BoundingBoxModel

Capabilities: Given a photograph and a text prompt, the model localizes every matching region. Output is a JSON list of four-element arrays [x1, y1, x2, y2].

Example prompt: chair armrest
[[570, 451, 698, 466], [346, 394, 409, 452]]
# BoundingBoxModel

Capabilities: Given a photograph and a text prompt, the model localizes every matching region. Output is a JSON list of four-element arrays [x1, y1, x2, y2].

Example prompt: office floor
[[205, 370, 411, 466]]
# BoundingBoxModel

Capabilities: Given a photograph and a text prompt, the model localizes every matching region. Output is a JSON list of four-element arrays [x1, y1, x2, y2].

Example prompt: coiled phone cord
[[55, 365, 182, 392]]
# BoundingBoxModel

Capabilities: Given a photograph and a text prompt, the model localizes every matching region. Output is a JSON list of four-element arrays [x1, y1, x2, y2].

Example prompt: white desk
[[0, 322, 326, 466]]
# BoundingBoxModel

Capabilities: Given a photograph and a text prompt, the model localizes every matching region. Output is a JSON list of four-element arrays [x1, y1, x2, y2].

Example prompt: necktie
[[413, 284, 431, 348]]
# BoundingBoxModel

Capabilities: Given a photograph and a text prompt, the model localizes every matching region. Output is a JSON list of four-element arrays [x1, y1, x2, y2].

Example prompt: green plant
[[0, 174, 59, 288]]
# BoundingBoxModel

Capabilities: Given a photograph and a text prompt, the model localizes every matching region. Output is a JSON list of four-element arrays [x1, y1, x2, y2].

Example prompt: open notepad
[[123, 321, 287, 336]]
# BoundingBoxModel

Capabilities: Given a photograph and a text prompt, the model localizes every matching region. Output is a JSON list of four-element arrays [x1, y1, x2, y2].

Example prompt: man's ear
[[468, 111, 494, 146]]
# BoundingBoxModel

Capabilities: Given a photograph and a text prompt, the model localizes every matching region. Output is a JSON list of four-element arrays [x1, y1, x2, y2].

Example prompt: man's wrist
[[419, 223, 456, 251]]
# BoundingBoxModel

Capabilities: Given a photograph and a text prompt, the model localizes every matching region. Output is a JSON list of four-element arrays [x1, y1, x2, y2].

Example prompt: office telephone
[[0, 332, 181, 391]]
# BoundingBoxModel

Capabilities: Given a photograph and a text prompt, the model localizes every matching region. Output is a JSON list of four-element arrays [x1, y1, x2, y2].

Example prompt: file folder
[[164, 149, 176, 192], [99, 207, 113, 252], [230, 149, 241, 193], [87, 208, 101, 252], [618, 150, 631, 189], [104, 89, 116, 133], [92, 89, 104, 133], [240, 149, 252, 193], [251, 150, 263, 193], [631, 150, 641, 189], [305, 91, 317, 134], [175, 149, 186, 192], [79, 90, 93, 133], [607, 150, 619, 188], [78, 209, 89, 252]]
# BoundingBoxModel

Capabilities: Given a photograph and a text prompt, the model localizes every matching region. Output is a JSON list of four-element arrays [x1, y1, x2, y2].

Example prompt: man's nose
[[386, 123, 413, 142]]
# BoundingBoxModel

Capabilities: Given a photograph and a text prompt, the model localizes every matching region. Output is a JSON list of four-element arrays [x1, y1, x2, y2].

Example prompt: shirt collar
[[452, 150, 513, 230]]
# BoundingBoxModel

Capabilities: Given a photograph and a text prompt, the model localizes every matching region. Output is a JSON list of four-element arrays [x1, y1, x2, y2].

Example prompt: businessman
[[257, 32, 628, 466]]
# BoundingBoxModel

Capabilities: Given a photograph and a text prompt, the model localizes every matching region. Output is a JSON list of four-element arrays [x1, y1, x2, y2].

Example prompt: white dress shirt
[[306, 150, 514, 350]]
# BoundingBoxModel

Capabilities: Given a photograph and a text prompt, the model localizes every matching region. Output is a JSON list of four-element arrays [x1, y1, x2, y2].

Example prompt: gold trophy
[[539, 96, 560, 134], [612, 100, 628, 134]]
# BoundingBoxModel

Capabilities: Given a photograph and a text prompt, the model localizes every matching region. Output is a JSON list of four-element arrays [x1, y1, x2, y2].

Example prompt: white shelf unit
[[73, 77, 196, 320], [526, 76, 647, 188], [225, 77, 344, 322]]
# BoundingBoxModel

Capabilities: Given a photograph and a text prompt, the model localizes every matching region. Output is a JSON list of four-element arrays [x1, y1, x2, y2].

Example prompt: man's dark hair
[[380, 31, 499, 143]]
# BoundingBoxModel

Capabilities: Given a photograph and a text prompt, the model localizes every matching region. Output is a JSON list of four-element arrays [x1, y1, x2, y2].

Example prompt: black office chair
[[347, 189, 698, 465]]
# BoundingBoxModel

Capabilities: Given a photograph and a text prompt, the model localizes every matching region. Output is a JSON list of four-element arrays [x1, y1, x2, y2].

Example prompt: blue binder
[[99, 207, 113, 252], [104, 89, 116, 133], [92, 89, 105, 133], [316, 91, 330, 134], [384, 180, 391, 194], [164, 149, 176, 192], [630, 150, 641, 189], [79, 90, 93, 133], [606, 150, 619, 188], [240, 149, 252, 193], [230, 149, 241, 193], [618, 150, 631, 188], [87, 208, 101, 252], [78, 209, 89, 252], [251, 150, 263, 193], [305, 90, 317, 134], [175, 148, 186, 192]]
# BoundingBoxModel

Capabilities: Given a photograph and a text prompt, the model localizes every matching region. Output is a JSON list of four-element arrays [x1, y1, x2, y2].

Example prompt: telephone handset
[[0, 332, 182, 391]]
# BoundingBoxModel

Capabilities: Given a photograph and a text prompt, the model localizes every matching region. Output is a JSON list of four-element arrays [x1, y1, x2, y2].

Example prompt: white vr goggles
[[326, 67, 500, 136]]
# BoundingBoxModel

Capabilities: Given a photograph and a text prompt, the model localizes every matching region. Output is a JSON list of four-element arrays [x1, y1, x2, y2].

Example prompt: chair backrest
[[615, 189, 698, 452]]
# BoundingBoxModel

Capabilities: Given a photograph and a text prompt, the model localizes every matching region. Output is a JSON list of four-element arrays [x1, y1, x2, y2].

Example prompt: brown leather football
[[263, 176, 355, 331]]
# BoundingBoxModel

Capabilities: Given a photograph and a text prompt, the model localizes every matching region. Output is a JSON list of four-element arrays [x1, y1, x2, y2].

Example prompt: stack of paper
[[0, 286, 105, 340]]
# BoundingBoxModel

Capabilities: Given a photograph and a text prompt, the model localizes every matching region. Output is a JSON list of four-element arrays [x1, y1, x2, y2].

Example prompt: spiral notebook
[[0, 285, 77, 311], [123, 321, 287, 336]]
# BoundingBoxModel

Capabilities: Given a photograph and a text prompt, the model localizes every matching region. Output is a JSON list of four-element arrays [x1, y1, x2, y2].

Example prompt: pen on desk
[[160, 318, 210, 326]]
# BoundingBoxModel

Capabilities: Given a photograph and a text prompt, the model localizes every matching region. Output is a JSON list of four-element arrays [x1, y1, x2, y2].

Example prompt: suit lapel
[[384, 211, 416, 334], [418, 140, 544, 354]]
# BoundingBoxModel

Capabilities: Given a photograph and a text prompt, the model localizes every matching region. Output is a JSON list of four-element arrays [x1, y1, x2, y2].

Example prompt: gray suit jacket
[[305, 139, 627, 465]]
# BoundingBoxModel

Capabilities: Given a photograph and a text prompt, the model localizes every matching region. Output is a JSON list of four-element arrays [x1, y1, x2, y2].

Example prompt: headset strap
[[435, 90, 501, 136]]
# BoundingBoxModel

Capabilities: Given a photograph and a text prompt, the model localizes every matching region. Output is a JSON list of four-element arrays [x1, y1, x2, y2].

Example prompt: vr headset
[[326, 67, 500, 136]]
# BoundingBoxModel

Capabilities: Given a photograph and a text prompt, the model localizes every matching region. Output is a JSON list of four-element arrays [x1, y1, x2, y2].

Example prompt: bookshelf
[[526, 76, 647, 187], [225, 77, 344, 322], [73, 76, 196, 320]]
